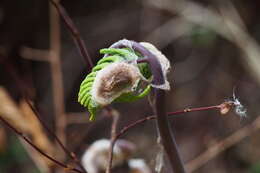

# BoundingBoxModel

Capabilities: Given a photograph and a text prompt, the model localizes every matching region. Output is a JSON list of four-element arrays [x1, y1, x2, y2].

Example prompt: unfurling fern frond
[[78, 39, 171, 121], [78, 46, 152, 121]]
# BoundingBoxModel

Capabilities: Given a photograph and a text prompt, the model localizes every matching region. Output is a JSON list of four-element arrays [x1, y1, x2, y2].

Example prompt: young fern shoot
[[78, 39, 184, 173], [78, 39, 170, 120]]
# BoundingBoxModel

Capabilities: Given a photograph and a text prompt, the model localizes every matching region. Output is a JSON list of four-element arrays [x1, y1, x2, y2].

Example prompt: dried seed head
[[232, 97, 247, 118], [91, 62, 141, 105], [231, 90, 247, 118], [140, 42, 171, 90]]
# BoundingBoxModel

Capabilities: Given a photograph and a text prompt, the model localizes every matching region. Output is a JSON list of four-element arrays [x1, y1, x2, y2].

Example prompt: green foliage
[[78, 47, 152, 121]]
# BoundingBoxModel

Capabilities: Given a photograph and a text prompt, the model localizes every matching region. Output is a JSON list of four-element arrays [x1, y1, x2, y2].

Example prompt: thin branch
[[115, 104, 221, 140], [49, 0, 67, 162], [26, 100, 87, 173], [19, 46, 51, 62], [2, 51, 87, 172], [18, 138, 50, 173], [49, 0, 93, 67], [113, 101, 252, 173], [1, 2, 91, 171], [0, 115, 83, 173], [106, 109, 120, 173]]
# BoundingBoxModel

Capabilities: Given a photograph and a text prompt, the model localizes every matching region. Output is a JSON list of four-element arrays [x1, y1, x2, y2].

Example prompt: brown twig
[[0, 115, 83, 173], [47, 4, 92, 169], [26, 100, 87, 173], [115, 105, 221, 140], [19, 46, 51, 62], [1, 31, 86, 173], [0, 87, 52, 171], [106, 109, 120, 173], [1, 1, 91, 171], [18, 138, 50, 173], [2, 57, 87, 172], [113, 101, 252, 173], [49, 0, 67, 163], [49, 0, 93, 67]]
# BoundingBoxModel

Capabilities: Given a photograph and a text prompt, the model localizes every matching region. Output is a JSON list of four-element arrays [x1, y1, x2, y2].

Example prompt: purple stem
[[49, 0, 93, 67], [155, 89, 186, 173], [110, 40, 186, 173], [109, 40, 165, 86]]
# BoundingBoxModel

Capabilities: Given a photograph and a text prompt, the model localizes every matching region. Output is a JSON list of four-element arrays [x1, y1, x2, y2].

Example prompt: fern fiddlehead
[[78, 44, 152, 121], [78, 39, 171, 121]]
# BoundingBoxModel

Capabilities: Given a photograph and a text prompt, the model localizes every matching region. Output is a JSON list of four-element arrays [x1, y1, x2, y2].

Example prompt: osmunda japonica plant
[[77, 39, 247, 173], [78, 39, 185, 173], [78, 39, 170, 120], [0, 2, 249, 173]]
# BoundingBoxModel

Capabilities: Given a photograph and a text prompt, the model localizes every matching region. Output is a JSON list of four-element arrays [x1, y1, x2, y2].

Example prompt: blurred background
[[0, 0, 260, 172]]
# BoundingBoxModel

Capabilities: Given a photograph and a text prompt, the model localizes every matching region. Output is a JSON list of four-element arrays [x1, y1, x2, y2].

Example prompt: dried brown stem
[[2, 31, 86, 173], [19, 46, 51, 61], [18, 138, 50, 173], [49, 0, 67, 163], [46, 4, 92, 169], [49, 0, 93, 67], [2, 58, 86, 172]]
